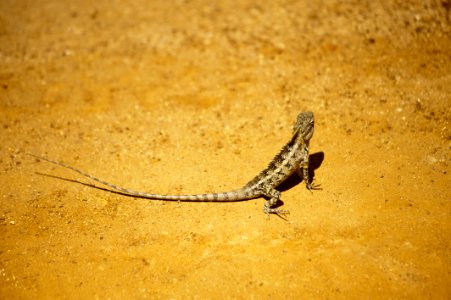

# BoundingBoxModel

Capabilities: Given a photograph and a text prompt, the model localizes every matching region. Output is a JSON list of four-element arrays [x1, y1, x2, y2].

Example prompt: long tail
[[28, 154, 256, 202]]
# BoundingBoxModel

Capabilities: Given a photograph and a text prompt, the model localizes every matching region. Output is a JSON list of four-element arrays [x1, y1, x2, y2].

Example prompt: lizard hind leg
[[260, 187, 290, 215]]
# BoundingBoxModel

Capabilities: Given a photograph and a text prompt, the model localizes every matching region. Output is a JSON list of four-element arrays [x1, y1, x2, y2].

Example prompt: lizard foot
[[263, 206, 290, 215], [307, 181, 322, 191]]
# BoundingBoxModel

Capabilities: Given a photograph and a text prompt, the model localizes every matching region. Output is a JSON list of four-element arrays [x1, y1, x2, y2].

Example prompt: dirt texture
[[1, 0, 450, 298]]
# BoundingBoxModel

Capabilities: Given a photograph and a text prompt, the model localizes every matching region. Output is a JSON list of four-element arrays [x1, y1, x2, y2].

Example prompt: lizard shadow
[[35, 172, 146, 198], [35, 172, 250, 203]]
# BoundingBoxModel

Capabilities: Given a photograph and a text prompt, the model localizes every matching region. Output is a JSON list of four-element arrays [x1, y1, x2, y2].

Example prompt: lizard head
[[293, 111, 314, 141]]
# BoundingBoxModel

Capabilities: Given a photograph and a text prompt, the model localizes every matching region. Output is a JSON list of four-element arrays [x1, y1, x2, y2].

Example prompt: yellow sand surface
[[1, 0, 450, 298]]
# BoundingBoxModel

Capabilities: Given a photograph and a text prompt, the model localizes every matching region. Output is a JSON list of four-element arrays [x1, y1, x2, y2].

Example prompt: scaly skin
[[29, 112, 317, 215]]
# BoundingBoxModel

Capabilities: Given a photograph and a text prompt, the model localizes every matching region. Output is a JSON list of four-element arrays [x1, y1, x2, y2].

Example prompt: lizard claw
[[307, 181, 322, 191]]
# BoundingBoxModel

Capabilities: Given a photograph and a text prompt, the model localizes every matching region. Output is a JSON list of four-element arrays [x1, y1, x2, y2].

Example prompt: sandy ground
[[1, 0, 450, 298]]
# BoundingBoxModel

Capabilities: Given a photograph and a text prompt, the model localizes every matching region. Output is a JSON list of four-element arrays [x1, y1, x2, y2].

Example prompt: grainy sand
[[1, 0, 450, 298]]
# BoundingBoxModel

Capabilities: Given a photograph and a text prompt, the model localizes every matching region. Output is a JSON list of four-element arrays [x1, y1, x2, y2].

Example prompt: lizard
[[29, 111, 317, 215]]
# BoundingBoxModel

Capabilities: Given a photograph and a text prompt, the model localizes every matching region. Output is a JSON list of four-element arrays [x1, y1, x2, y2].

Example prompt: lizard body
[[30, 111, 316, 214]]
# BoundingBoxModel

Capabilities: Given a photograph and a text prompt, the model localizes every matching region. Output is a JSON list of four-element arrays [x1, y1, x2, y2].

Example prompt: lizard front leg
[[260, 186, 289, 215], [296, 164, 312, 189], [297, 155, 320, 190]]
